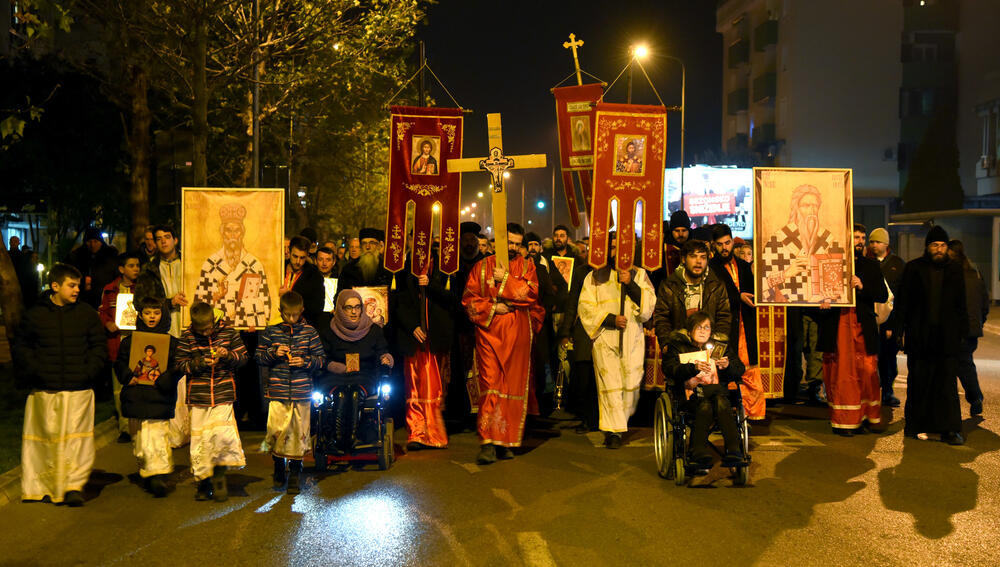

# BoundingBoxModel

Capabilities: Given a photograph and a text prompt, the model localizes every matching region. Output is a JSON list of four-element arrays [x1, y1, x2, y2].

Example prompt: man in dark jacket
[[868, 227, 906, 407], [282, 236, 325, 327], [948, 239, 988, 417], [814, 225, 889, 436], [653, 239, 731, 350], [13, 263, 107, 506], [447, 222, 485, 427], [896, 226, 967, 445], [649, 210, 691, 291], [65, 227, 120, 308]]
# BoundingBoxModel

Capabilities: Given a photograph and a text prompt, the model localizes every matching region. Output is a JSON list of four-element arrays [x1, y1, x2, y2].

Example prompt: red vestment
[[721, 259, 765, 420], [462, 255, 544, 447], [405, 350, 449, 447], [822, 308, 881, 429]]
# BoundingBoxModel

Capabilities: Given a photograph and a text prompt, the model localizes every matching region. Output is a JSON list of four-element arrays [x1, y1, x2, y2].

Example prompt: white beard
[[358, 251, 380, 281]]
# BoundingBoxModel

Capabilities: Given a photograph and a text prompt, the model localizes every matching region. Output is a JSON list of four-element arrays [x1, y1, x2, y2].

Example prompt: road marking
[[517, 532, 558, 567], [492, 487, 524, 520], [254, 494, 283, 513], [486, 523, 520, 564], [414, 509, 473, 567], [452, 460, 482, 474], [768, 425, 825, 447], [569, 461, 600, 474]]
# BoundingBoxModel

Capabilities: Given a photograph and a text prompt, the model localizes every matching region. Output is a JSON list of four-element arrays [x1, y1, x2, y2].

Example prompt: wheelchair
[[653, 381, 751, 486], [311, 368, 395, 471]]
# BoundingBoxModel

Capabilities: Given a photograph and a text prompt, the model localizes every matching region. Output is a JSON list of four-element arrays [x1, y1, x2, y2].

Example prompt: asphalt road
[[3, 340, 1000, 567]]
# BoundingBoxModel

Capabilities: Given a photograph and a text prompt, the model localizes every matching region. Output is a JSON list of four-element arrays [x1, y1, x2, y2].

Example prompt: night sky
[[415, 0, 722, 233]]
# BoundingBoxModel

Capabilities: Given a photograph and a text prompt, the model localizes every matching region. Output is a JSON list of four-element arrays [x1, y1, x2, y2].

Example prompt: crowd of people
[[8, 208, 988, 505]]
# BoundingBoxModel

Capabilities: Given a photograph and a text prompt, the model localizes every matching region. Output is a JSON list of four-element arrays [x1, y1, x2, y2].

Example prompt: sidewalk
[[983, 304, 1000, 336]]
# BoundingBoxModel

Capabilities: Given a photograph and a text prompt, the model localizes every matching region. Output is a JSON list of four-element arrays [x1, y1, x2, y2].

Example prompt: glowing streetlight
[[471, 202, 477, 208], [633, 44, 649, 60], [536, 200, 545, 210], [471, 213, 476, 218]]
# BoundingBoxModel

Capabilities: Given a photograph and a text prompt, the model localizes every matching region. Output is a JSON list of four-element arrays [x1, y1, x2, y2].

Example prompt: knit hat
[[925, 225, 948, 246], [869, 228, 889, 244], [83, 227, 103, 242], [669, 210, 691, 231]]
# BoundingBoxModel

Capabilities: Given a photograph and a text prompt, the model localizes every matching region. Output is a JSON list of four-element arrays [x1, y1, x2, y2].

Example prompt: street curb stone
[[0, 417, 119, 507]]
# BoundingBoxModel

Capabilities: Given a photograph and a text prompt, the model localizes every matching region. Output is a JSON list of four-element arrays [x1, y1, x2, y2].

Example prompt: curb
[[0, 417, 120, 507]]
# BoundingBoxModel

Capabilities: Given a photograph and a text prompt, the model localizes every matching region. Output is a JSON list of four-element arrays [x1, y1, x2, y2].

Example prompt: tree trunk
[[129, 65, 152, 247], [192, 17, 208, 187], [0, 229, 24, 346]]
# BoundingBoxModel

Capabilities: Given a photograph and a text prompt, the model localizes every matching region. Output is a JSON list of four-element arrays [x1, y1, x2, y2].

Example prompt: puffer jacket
[[115, 311, 179, 419], [255, 319, 325, 402], [176, 316, 248, 406], [13, 290, 107, 391], [653, 266, 732, 348], [662, 329, 744, 399]]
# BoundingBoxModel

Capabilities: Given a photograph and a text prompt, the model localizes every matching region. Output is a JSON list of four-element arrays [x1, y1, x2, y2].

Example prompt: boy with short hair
[[255, 291, 325, 494], [114, 297, 180, 497], [99, 251, 142, 442], [14, 263, 107, 507], [176, 302, 248, 502]]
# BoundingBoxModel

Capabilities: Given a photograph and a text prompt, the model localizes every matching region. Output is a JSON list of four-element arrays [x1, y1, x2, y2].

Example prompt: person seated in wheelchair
[[663, 311, 745, 470], [317, 289, 394, 453]]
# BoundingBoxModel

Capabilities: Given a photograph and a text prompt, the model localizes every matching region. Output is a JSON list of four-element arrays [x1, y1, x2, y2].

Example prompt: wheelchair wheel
[[674, 457, 687, 486], [734, 465, 749, 486], [737, 405, 750, 458], [653, 393, 673, 479], [378, 418, 394, 470]]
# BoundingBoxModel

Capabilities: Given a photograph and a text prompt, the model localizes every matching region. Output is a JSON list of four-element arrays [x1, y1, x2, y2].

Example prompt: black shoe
[[832, 428, 854, 437], [882, 395, 901, 408], [195, 479, 213, 501], [117, 431, 132, 444], [605, 433, 623, 449], [406, 441, 424, 452], [212, 466, 228, 502], [690, 452, 712, 467], [574, 423, 591, 434], [971, 401, 983, 416], [942, 432, 965, 446], [272, 457, 286, 488], [64, 490, 84, 507], [149, 475, 167, 498], [496, 445, 514, 460], [721, 452, 744, 468], [287, 460, 302, 495], [476, 444, 497, 465]]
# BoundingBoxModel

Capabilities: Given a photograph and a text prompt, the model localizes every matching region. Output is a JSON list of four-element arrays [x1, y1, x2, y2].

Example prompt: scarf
[[331, 289, 373, 342]]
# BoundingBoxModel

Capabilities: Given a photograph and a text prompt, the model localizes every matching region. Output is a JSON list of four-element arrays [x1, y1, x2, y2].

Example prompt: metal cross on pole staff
[[447, 113, 547, 270], [563, 33, 584, 86]]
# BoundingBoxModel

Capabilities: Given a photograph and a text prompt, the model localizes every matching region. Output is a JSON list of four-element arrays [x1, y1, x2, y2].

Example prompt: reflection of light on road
[[289, 486, 423, 566], [255, 494, 284, 514]]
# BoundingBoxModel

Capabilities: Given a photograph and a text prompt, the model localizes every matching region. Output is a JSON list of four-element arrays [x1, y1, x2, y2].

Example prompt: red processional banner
[[553, 84, 603, 228], [588, 102, 666, 272], [385, 106, 463, 276]]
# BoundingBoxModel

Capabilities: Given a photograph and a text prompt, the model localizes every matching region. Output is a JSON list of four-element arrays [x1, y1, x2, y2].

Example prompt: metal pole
[[627, 59, 633, 104], [551, 167, 555, 233], [251, 0, 260, 187], [680, 61, 686, 204], [418, 41, 426, 107], [521, 180, 525, 226]]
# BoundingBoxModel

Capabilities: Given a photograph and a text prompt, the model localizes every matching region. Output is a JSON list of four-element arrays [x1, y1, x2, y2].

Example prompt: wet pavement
[[3, 341, 1000, 566]]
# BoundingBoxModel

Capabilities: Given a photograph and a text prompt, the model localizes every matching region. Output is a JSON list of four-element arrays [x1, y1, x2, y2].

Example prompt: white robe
[[21, 390, 95, 502], [578, 268, 656, 433], [189, 403, 245, 481]]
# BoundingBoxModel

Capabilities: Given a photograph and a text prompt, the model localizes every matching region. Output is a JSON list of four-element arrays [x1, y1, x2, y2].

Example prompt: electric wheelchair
[[312, 366, 395, 471]]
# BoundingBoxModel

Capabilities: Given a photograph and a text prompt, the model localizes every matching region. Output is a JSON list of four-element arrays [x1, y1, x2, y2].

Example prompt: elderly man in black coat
[[896, 226, 967, 445]]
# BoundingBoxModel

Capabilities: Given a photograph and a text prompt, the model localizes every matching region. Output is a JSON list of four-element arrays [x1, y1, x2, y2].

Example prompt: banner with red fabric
[[385, 106, 464, 276], [587, 102, 666, 271], [553, 84, 603, 228]]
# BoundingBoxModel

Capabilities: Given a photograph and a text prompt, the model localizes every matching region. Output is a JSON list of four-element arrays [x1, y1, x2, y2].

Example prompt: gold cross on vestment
[[447, 113, 546, 270], [563, 33, 585, 86]]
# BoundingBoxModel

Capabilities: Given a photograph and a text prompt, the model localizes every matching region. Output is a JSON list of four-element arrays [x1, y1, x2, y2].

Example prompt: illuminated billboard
[[663, 165, 754, 241]]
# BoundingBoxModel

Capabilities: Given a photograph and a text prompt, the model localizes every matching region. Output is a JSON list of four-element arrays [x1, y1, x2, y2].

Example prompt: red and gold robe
[[823, 308, 881, 429], [462, 254, 544, 447], [720, 258, 766, 420]]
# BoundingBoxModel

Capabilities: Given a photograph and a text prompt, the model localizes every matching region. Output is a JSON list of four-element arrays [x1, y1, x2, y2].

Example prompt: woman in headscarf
[[317, 290, 393, 452]]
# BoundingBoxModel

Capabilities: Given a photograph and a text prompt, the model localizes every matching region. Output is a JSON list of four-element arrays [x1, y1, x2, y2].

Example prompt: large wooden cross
[[448, 113, 546, 270], [563, 33, 585, 86]]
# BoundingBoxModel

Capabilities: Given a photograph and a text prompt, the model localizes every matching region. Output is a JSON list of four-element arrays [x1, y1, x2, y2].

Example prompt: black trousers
[[568, 360, 598, 429], [877, 327, 899, 398], [782, 307, 805, 401], [957, 337, 984, 405], [688, 384, 741, 459], [905, 355, 962, 435]]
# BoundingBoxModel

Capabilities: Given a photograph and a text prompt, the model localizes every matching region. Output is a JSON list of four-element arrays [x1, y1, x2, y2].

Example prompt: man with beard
[[545, 224, 578, 262], [653, 239, 731, 354], [896, 226, 967, 444], [760, 184, 846, 304], [337, 228, 394, 293], [462, 223, 545, 464], [194, 203, 272, 328], [650, 210, 691, 291], [813, 224, 888, 436], [447, 222, 486, 426], [282, 236, 325, 326], [316, 246, 339, 312], [868, 227, 905, 408], [577, 233, 656, 448], [709, 224, 766, 424]]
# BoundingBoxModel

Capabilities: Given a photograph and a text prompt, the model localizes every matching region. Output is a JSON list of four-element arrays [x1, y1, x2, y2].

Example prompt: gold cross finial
[[563, 33, 585, 86]]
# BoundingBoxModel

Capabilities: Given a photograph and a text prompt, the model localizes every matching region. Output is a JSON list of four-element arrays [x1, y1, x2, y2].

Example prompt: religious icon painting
[[181, 187, 285, 330], [410, 136, 441, 176], [570, 116, 592, 152], [353, 285, 389, 327], [128, 331, 171, 386], [550, 256, 575, 285], [114, 292, 137, 330], [753, 167, 855, 307], [613, 135, 646, 175], [553, 83, 604, 227]]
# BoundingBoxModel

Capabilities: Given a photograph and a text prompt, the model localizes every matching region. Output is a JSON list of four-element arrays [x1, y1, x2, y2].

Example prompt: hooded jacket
[[13, 290, 107, 391], [176, 315, 248, 406], [255, 318, 325, 402], [653, 266, 732, 350], [114, 311, 179, 419]]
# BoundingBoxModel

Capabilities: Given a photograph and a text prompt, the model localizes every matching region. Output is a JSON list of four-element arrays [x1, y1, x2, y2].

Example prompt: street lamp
[[536, 200, 545, 210], [627, 43, 649, 104]]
